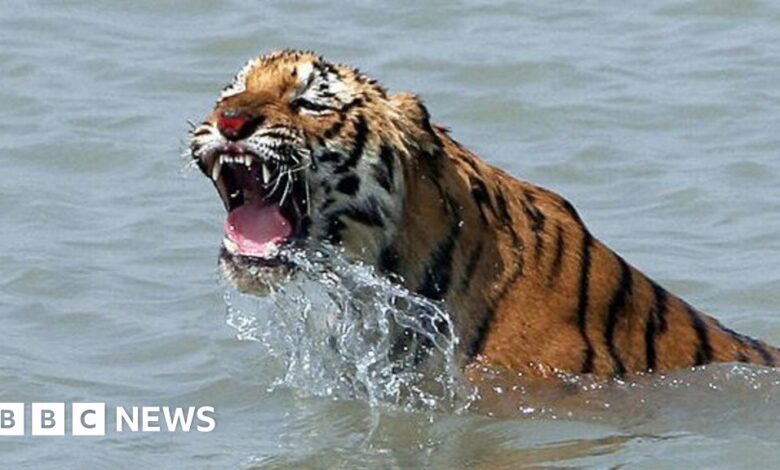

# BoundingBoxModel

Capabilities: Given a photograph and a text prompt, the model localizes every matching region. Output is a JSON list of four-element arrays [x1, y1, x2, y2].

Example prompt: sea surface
[[3, 1, 780, 468]]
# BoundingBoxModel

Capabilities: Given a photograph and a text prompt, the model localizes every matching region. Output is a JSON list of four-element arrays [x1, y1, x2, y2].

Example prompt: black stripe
[[523, 194, 546, 261], [417, 101, 443, 149], [469, 316, 491, 358], [737, 351, 750, 363], [457, 153, 482, 174], [339, 199, 386, 228], [549, 224, 565, 284], [650, 281, 669, 333], [319, 151, 341, 163], [560, 198, 584, 225], [335, 175, 360, 195], [334, 115, 368, 173], [746, 337, 775, 366], [422, 148, 444, 181], [496, 189, 523, 248], [644, 281, 669, 372], [495, 192, 513, 225], [326, 97, 363, 140], [460, 241, 484, 291], [323, 120, 344, 139], [467, 261, 524, 358], [326, 198, 387, 243], [718, 323, 775, 367], [685, 305, 713, 366], [416, 197, 462, 301], [644, 310, 658, 372], [340, 97, 363, 114], [577, 231, 596, 374], [469, 176, 493, 223], [604, 256, 632, 378], [374, 144, 395, 192]]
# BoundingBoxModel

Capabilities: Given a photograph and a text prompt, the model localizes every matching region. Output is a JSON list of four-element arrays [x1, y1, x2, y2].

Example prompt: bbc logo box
[[70, 403, 106, 436], [0, 403, 24, 436], [0, 403, 105, 436], [31, 403, 65, 436]]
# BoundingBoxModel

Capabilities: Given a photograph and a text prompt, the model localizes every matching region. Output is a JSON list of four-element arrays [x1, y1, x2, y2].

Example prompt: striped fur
[[191, 50, 780, 379], [396, 129, 780, 377]]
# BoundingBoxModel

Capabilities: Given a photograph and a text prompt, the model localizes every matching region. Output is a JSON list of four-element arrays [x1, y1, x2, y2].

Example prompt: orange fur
[[393, 129, 780, 377], [192, 50, 780, 380]]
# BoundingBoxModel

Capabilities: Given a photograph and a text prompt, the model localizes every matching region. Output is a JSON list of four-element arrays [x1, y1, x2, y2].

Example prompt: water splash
[[223, 245, 475, 412], [220, 246, 780, 427]]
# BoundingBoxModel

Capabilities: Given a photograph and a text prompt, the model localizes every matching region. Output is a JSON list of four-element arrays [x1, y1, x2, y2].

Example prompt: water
[[224, 246, 471, 412], [3, 0, 780, 467]]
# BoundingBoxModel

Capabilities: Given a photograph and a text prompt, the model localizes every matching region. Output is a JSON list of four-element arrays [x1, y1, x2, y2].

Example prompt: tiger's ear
[[390, 92, 442, 154]]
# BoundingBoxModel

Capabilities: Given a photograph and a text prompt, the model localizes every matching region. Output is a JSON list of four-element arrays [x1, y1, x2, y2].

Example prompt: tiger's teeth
[[211, 157, 223, 181], [262, 164, 271, 184], [244, 156, 252, 168]]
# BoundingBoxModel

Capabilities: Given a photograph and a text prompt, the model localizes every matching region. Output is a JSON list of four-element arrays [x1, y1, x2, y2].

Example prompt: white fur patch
[[219, 57, 261, 101], [296, 62, 314, 86]]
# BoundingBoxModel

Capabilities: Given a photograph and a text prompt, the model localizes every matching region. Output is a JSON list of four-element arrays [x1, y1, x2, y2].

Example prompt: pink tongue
[[225, 202, 292, 257]]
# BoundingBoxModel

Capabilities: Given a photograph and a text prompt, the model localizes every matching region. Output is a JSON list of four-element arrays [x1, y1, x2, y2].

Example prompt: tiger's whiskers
[[280, 170, 293, 206], [267, 164, 286, 197]]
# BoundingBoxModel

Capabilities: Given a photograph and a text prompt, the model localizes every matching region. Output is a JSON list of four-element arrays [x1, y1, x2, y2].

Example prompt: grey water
[[3, 0, 780, 468]]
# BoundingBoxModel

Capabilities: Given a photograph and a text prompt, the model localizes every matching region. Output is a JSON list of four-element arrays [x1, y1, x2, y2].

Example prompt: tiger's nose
[[217, 111, 258, 140]]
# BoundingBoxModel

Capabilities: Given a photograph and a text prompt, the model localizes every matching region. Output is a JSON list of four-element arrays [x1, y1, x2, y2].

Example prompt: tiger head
[[189, 50, 439, 293]]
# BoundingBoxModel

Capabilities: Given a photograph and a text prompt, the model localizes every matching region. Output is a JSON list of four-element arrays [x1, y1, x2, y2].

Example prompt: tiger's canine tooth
[[262, 164, 271, 184], [211, 157, 223, 182]]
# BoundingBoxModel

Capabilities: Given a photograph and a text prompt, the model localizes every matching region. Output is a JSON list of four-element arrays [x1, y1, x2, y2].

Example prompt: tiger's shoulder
[[396, 125, 780, 378]]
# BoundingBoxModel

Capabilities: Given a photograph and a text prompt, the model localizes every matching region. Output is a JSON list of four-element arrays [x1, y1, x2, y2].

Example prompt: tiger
[[188, 49, 780, 379]]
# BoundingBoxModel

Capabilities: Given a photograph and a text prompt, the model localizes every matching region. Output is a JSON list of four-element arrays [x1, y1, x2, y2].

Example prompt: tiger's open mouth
[[204, 142, 310, 266]]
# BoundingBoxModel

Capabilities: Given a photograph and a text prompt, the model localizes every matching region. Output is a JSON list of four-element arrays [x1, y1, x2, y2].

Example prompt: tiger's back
[[397, 127, 780, 377]]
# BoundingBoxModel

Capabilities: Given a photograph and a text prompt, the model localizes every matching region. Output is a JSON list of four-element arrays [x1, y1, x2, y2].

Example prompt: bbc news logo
[[0, 403, 216, 436]]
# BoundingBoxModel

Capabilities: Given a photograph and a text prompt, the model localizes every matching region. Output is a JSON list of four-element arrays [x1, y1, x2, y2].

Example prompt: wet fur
[[393, 128, 780, 377], [192, 50, 780, 379]]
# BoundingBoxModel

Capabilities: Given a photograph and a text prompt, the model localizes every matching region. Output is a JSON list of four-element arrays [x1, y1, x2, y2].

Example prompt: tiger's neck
[[380, 131, 520, 362]]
